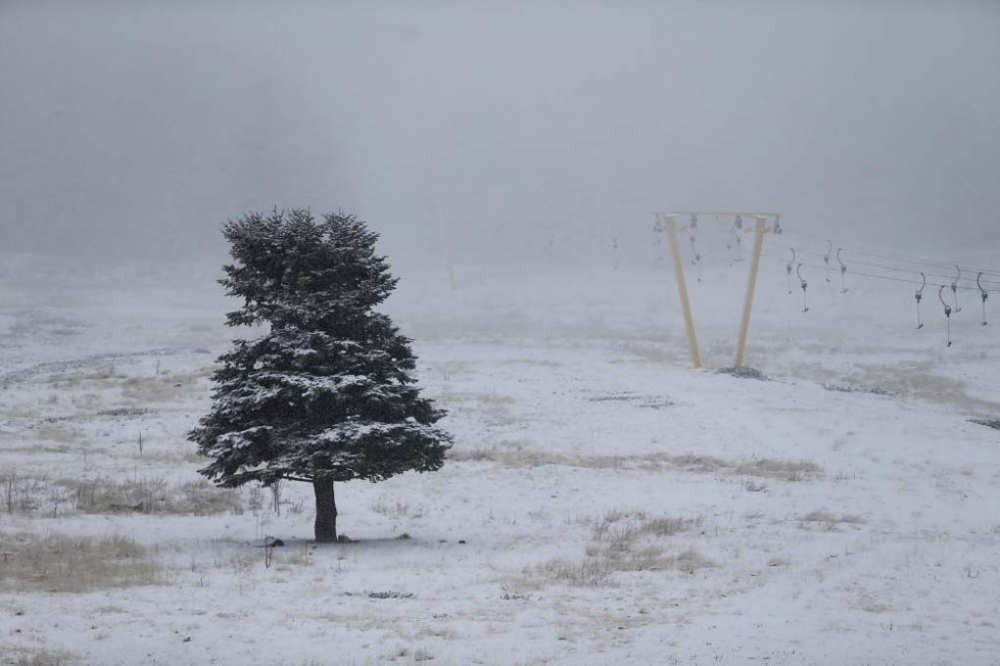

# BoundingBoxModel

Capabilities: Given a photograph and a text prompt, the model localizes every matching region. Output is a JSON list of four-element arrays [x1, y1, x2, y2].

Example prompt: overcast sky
[[1, 1, 998, 266]]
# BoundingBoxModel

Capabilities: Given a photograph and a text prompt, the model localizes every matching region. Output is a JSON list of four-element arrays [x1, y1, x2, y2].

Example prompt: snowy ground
[[1, 252, 999, 665]]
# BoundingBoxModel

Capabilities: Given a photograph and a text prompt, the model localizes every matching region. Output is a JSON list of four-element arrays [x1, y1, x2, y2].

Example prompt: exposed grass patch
[[0, 532, 159, 593], [435, 390, 515, 405], [96, 406, 152, 418], [587, 393, 674, 410], [448, 446, 822, 481], [507, 510, 713, 591], [2, 469, 62, 514], [446, 447, 496, 462], [271, 544, 315, 570], [823, 383, 895, 396], [638, 516, 705, 537], [716, 366, 769, 381], [71, 477, 243, 515], [120, 373, 200, 403], [736, 459, 823, 481], [2, 645, 77, 665], [1, 470, 242, 516], [371, 495, 422, 519], [800, 510, 865, 525], [30, 424, 83, 444], [367, 590, 415, 599], [970, 418, 1000, 431]]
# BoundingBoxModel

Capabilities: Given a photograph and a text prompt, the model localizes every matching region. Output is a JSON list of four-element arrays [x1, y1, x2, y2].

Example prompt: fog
[[2, 1, 998, 270]]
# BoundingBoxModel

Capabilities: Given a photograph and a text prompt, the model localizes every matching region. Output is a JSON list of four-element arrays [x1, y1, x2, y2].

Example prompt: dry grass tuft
[[370, 495, 422, 519], [737, 459, 823, 481], [72, 477, 243, 515], [800, 510, 865, 525], [446, 447, 496, 462], [1, 470, 242, 517], [638, 516, 704, 537], [0, 532, 159, 593], [508, 510, 714, 591], [675, 548, 717, 574], [447, 444, 823, 483], [3, 646, 77, 665]]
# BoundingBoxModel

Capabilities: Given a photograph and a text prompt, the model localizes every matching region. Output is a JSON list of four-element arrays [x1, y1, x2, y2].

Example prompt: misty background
[[1, 1, 998, 273]]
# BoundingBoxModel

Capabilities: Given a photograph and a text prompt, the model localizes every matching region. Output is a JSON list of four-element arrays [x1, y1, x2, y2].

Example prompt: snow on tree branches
[[189, 209, 451, 542]]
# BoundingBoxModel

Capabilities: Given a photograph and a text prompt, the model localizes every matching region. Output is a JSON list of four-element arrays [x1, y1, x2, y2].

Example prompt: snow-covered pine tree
[[189, 209, 451, 542]]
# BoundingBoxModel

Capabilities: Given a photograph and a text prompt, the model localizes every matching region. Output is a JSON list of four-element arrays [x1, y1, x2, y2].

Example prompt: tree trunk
[[313, 478, 337, 542]]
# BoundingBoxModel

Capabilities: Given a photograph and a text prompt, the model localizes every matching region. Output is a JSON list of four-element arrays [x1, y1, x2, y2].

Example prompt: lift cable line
[[755, 250, 997, 293], [754, 250, 997, 347], [784, 230, 1000, 280], [779, 243, 1000, 289], [763, 233, 1000, 290]]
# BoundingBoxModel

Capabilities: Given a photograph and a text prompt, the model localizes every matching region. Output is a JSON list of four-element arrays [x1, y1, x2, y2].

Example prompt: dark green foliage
[[189, 209, 451, 490]]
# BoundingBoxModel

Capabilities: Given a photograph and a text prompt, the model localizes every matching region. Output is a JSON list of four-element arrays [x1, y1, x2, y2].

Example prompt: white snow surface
[[1, 254, 999, 665]]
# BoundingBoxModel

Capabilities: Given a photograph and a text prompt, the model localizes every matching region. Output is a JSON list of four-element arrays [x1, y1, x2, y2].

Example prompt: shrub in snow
[[189, 209, 451, 542]]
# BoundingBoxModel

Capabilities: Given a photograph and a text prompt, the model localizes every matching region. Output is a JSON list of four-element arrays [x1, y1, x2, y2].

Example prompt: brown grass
[[73, 477, 242, 515], [737, 459, 823, 481], [449, 445, 822, 482], [505, 510, 714, 591], [0, 532, 159, 593], [3, 646, 77, 666], [1, 470, 242, 517], [801, 510, 865, 525]]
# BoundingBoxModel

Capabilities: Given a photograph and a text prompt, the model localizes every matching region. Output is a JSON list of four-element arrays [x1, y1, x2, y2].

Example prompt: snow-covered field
[[2, 253, 999, 665]]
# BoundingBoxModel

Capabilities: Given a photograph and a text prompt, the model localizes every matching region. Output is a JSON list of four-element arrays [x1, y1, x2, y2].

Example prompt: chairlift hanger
[[783, 243, 1000, 288], [939, 285, 953, 347], [915, 272, 925, 330], [978, 272, 988, 326], [837, 248, 849, 293], [823, 240, 832, 283], [758, 250, 997, 295], [797, 263, 809, 312], [689, 233, 702, 282], [950, 265, 963, 313], [786, 230, 1000, 280], [786, 248, 796, 294]]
